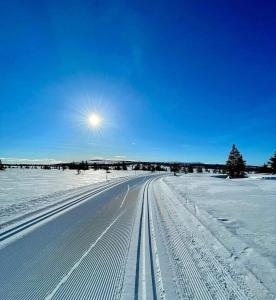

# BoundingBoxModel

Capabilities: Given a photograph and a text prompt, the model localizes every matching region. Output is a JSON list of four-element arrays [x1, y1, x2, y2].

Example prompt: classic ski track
[[153, 179, 256, 300], [0, 177, 134, 243], [134, 178, 163, 300], [0, 175, 135, 230], [147, 181, 166, 299], [1, 174, 271, 300], [0, 177, 149, 299]]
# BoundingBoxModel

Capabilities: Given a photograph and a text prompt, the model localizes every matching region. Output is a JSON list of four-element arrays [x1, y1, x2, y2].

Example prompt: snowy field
[[0, 170, 275, 298], [0, 168, 150, 226], [162, 173, 276, 293]]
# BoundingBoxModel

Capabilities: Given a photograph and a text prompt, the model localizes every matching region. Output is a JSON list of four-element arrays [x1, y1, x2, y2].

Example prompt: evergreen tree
[[156, 164, 165, 172], [134, 164, 141, 170], [196, 166, 203, 173], [268, 151, 276, 174], [170, 163, 180, 173], [182, 167, 188, 174], [115, 164, 121, 170], [259, 163, 270, 173], [81, 161, 88, 170], [122, 161, 127, 170], [0, 160, 5, 171], [226, 144, 246, 178], [142, 164, 148, 171], [188, 165, 193, 173]]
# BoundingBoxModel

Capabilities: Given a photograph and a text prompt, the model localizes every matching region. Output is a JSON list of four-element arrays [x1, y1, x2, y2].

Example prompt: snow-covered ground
[[0, 168, 150, 226], [162, 173, 276, 294], [1, 171, 275, 298]]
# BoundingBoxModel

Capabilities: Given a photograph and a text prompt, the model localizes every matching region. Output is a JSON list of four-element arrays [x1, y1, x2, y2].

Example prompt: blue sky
[[0, 0, 275, 164]]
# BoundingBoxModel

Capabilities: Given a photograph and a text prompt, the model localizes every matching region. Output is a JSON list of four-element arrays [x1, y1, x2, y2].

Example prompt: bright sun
[[88, 113, 102, 128]]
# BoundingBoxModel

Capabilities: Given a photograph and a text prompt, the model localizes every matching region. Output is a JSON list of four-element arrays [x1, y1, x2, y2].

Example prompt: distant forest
[[1, 146, 276, 178]]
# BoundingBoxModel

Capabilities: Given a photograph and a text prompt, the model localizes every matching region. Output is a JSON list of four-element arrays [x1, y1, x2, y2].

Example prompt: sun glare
[[88, 113, 102, 128]]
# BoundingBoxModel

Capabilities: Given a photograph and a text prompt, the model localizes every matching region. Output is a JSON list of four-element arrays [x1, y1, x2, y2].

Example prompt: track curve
[[0, 175, 272, 299]]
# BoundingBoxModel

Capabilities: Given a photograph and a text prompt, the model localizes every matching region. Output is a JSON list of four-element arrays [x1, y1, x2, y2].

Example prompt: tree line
[[168, 145, 276, 178], [1, 148, 275, 176]]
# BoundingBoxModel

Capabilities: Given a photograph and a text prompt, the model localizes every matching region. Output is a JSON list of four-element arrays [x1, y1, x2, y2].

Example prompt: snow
[[162, 173, 276, 294], [0, 168, 149, 226], [45, 211, 124, 300], [0, 176, 146, 299], [1, 170, 275, 298]]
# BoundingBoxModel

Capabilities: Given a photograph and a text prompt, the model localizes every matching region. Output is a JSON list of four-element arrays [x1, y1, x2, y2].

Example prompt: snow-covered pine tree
[[226, 144, 246, 178], [268, 151, 276, 174]]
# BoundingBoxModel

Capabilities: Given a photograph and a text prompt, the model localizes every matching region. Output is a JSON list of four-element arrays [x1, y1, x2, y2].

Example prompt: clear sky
[[0, 0, 275, 165]]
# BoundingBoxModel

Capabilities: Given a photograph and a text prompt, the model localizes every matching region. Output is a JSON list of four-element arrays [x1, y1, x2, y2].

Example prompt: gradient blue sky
[[0, 0, 275, 164]]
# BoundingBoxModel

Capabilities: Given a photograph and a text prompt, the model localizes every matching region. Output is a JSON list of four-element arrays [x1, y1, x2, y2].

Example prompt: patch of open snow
[[162, 173, 276, 295]]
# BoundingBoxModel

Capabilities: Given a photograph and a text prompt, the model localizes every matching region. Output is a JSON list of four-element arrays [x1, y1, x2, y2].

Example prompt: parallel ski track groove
[[1, 178, 143, 299], [147, 179, 166, 299], [0, 178, 131, 242], [134, 178, 159, 300], [134, 189, 145, 298], [146, 182, 158, 300]]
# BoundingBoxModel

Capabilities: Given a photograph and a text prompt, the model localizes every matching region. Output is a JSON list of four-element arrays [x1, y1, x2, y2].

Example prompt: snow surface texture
[[0, 173, 274, 299], [0, 169, 150, 226], [162, 173, 276, 295]]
